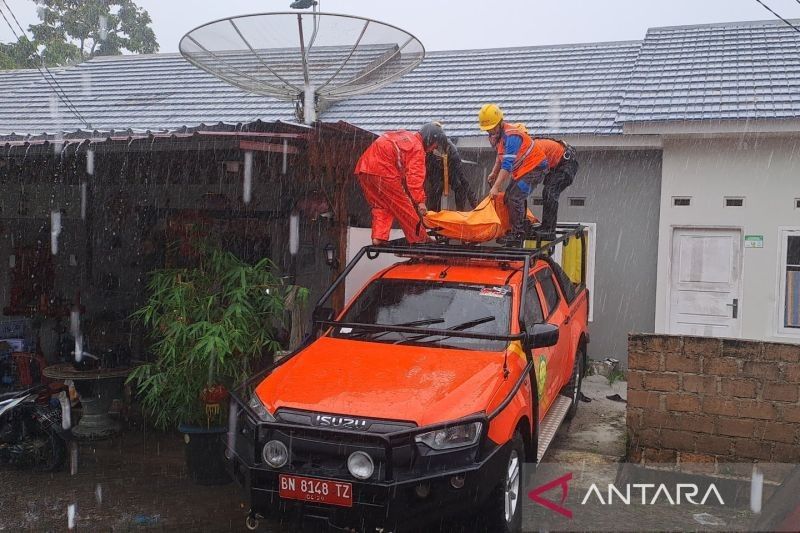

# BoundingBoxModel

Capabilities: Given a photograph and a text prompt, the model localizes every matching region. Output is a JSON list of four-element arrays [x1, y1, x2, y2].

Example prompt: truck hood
[[255, 336, 508, 426]]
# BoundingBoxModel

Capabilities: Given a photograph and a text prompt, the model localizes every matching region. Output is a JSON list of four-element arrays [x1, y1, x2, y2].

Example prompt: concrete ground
[[0, 376, 629, 532]]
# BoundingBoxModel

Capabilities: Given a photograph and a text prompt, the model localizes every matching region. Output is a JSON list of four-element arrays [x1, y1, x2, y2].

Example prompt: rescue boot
[[496, 231, 524, 247]]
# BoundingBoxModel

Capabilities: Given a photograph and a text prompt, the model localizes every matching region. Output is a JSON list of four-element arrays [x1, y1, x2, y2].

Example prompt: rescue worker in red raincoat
[[355, 123, 447, 245], [479, 104, 549, 246]]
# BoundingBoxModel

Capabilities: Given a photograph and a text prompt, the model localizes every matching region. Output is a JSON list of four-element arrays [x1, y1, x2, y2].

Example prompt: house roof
[[617, 19, 800, 123], [1, 18, 800, 139], [322, 40, 642, 137]]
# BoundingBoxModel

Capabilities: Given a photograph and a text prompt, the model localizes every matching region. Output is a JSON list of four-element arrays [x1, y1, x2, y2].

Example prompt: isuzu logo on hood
[[313, 414, 369, 430]]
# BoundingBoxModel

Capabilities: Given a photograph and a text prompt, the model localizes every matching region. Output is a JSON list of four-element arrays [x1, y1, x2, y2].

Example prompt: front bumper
[[226, 416, 507, 531]]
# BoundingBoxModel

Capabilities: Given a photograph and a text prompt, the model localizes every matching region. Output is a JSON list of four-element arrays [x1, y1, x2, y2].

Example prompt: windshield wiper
[[342, 318, 445, 339], [395, 315, 496, 344]]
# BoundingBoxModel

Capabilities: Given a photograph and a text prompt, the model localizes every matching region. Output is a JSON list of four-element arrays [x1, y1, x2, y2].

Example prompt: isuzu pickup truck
[[227, 225, 590, 532]]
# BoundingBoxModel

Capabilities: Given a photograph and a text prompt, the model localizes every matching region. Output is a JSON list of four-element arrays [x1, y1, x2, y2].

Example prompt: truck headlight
[[414, 422, 482, 450], [347, 451, 374, 480], [248, 394, 275, 423], [262, 440, 289, 468]]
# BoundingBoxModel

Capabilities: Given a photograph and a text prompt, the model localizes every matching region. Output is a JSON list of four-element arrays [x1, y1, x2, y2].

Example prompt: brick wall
[[627, 334, 800, 466]]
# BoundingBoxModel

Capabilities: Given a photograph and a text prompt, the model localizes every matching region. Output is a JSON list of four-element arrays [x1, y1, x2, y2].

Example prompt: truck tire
[[564, 346, 585, 421], [483, 431, 524, 533]]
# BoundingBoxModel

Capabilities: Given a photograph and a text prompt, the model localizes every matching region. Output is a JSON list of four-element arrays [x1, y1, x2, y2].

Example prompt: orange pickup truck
[[227, 225, 590, 532]]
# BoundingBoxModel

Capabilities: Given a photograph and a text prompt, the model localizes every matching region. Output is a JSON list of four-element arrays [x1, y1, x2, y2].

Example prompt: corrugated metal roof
[[617, 19, 800, 123], [0, 53, 297, 136]]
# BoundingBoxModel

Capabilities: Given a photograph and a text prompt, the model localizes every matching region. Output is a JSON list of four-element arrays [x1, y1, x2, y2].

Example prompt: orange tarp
[[423, 194, 538, 243]]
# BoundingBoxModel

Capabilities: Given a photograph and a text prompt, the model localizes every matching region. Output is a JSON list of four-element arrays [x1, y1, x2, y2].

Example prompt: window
[[535, 268, 561, 318], [673, 197, 691, 206], [568, 197, 586, 207], [779, 230, 800, 334], [524, 281, 545, 333], [333, 279, 512, 350], [724, 197, 744, 207], [795, 198, 800, 209]]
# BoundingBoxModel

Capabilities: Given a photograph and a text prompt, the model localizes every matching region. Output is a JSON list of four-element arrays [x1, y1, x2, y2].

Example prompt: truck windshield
[[331, 279, 512, 351]]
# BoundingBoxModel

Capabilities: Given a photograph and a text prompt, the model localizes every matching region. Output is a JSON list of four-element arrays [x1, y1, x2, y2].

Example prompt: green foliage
[[127, 244, 307, 430], [1, 0, 158, 69], [607, 369, 626, 386]]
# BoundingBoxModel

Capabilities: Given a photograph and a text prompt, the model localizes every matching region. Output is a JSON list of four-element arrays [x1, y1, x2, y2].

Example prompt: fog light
[[450, 475, 465, 489], [262, 440, 288, 468], [347, 451, 374, 480], [414, 483, 431, 499]]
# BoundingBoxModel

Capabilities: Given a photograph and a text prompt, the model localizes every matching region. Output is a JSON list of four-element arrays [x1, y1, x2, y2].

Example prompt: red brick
[[762, 343, 800, 363], [662, 336, 684, 355], [680, 452, 717, 474], [628, 334, 647, 353], [763, 382, 799, 403], [717, 418, 756, 438], [627, 446, 643, 463], [722, 339, 763, 360], [684, 336, 722, 357], [703, 397, 737, 417], [645, 411, 678, 430], [719, 378, 757, 398], [761, 422, 797, 444], [627, 370, 645, 390], [695, 434, 733, 456], [784, 364, 800, 383], [682, 374, 717, 395], [665, 353, 700, 373], [661, 429, 696, 451], [772, 442, 800, 462], [736, 400, 777, 420], [635, 428, 662, 447], [666, 394, 701, 413], [673, 413, 715, 434], [705, 358, 740, 377], [626, 408, 643, 431], [643, 448, 677, 464], [781, 405, 800, 423], [735, 438, 773, 461], [646, 374, 679, 392], [628, 390, 663, 410], [629, 351, 662, 371], [742, 361, 781, 380]]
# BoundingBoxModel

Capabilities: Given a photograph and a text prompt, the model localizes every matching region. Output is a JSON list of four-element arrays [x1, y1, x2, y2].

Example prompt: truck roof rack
[[369, 223, 586, 262]]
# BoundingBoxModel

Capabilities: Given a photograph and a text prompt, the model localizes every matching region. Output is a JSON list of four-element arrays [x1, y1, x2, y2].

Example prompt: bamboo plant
[[128, 244, 306, 429]]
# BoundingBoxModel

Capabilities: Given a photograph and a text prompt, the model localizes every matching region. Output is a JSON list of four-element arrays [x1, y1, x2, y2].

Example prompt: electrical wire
[[0, 0, 91, 128], [753, 0, 800, 34]]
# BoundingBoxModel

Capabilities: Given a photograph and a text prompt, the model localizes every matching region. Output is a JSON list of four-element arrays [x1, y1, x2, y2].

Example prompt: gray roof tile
[[617, 19, 800, 123]]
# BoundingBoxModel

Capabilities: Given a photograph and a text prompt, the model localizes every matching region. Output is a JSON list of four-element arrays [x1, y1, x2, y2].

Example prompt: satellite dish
[[179, 12, 425, 124]]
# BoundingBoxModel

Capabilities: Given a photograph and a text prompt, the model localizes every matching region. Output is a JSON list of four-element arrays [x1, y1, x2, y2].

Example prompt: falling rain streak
[[243, 150, 253, 204], [50, 210, 61, 255]]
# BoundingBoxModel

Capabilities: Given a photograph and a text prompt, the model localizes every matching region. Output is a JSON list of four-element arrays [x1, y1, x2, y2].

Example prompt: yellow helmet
[[478, 103, 503, 131]]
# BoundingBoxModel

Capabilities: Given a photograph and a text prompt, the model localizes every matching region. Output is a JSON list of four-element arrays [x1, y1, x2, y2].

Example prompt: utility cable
[[753, 0, 800, 34], [0, 0, 91, 128]]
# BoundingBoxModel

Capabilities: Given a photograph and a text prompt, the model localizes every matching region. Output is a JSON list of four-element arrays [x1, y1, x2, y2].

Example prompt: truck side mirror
[[526, 323, 559, 349], [313, 306, 336, 323]]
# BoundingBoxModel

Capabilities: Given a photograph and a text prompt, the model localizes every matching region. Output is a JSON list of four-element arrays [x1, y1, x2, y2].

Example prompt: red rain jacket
[[354, 130, 427, 204]]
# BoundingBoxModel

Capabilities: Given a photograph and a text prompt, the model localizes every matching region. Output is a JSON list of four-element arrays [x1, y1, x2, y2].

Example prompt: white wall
[[655, 135, 800, 343]]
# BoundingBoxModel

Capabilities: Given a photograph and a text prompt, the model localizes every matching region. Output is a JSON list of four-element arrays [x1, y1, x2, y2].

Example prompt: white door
[[669, 228, 742, 337]]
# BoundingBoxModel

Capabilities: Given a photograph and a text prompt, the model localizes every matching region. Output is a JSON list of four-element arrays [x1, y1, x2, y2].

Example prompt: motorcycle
[[0, 385, 71, 471]]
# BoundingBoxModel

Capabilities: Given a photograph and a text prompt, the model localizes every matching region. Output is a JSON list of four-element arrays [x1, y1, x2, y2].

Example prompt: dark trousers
[[540, 150, 579, 232], [504, 168, 546, 234]]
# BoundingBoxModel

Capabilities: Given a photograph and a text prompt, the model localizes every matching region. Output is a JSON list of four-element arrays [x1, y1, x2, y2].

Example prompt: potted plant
[[128, 244, 304, 484]]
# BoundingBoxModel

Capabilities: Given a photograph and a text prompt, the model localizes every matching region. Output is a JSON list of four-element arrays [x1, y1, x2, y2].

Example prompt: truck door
[[534, 267, 574, 404], [523, 276, 555, 417]]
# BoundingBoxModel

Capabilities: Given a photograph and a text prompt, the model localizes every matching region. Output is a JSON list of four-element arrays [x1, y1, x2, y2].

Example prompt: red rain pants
[[357, 173, 428, 243]]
